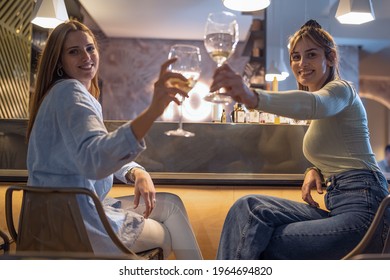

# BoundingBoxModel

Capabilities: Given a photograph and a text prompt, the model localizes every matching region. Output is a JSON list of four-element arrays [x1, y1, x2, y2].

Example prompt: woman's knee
[[152, 192, 189, 221], [132, 218, 172, 258], [157, 192, 185, 208], [232, 194, 268, 210], [158, 192, 181, 202]]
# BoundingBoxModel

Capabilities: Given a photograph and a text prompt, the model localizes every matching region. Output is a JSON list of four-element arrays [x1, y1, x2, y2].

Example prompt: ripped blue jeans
[[216, 169, 389, 259]]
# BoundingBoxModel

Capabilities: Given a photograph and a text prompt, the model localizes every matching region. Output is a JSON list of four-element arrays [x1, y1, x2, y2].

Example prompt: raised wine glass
[[203, 11, 239, 104], [164, 44, 201, 137]]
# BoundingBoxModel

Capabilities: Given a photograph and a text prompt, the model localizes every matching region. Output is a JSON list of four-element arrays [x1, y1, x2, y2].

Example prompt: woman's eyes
[[68, 49, 79, 55], [86, 45, 96, 53], [291, 54, 301, 61], [67, 46, 95, 55], [291, 52, 317, 61]]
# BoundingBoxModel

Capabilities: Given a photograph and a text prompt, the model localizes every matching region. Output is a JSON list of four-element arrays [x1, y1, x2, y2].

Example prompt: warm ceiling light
[[336, 0, 375, 25], [31, 0, 69, 29], [222, 0, 271, 12], [265, 60, 286, 82]]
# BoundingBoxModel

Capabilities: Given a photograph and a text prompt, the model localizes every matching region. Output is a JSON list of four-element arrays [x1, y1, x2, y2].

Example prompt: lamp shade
[[222, 0, 270, 12], [279, 48, 290, 78], [265, 60, 285, 82], [31, 0, 69, 29], [336, 0, 375, 25]]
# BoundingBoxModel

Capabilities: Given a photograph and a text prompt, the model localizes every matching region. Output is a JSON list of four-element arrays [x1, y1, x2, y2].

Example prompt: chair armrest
[[0, 229, 10, 253], [347, 253, 390, 260], [5, 186, 20, 242], [343, 195, 390, 259]]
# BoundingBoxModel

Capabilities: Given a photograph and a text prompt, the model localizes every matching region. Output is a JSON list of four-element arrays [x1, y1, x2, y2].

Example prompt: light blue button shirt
[[27, 79, 146, 253]]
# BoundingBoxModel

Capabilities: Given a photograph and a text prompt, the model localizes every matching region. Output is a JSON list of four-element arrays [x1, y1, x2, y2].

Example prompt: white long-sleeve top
[[253, 80, 381, 179]]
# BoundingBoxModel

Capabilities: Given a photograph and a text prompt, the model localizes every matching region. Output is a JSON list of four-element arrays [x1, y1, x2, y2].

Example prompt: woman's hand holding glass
[[210, 63, 259, 109], [203, 11, 238, 105], [149, 58, 190, 118], [131, 58, 190, 142], [164, 44, 201, 137]]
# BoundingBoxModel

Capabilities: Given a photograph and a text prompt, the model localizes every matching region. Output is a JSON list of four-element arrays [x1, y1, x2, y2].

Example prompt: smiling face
[[60, 30, 99, 90], [290, 38, 334, 92]]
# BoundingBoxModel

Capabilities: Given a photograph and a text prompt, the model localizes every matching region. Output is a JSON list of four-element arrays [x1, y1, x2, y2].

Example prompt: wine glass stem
[[216, 63, 223, 95], [178, 99, 184, 130]]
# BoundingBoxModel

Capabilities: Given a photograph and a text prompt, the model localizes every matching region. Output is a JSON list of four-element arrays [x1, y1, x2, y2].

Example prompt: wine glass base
[[203, 93, 233, 105], [165, 128, 195, 137]]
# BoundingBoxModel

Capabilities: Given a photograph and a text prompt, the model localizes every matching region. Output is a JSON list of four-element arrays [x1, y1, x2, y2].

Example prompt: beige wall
[[360, 78, 390, 160], [363, 97, 390, 161]]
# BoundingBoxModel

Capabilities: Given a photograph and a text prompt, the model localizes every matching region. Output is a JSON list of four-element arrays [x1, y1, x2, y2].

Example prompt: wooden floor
[[0, 183, 326, 259]]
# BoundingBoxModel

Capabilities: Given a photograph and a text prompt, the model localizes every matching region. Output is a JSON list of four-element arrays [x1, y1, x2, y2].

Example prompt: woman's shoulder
[[51, 79, 87, 94], [325, 80, 360, 108], [326, 79, 353, 88], [45, 79, 101, 117], [50, 79, 93, 102], [328, 79, 356, 91], [325, 79, 356, 96]]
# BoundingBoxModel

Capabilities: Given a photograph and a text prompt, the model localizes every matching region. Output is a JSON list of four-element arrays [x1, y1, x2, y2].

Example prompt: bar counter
[[1, 118, 314, 185]]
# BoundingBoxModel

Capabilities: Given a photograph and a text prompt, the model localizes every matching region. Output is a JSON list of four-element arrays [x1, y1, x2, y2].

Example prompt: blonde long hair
[[27, 20, 100, 140], [288, 19, 340, 91]]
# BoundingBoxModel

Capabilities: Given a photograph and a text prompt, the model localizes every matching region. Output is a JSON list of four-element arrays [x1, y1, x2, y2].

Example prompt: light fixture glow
[[336, 0, 375, 25], [222, 0, 271, 12], [31, 0, 69, 29], [265, 60, 285, 82], [162, 82, 212, 122]]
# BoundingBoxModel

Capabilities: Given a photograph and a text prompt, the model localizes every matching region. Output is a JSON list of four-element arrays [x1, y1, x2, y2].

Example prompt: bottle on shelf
[[248, 109, 260, 123], [212, 104, 222, 123], [221, 109, 227, 123], [259, 111, 266, 124], [230, 104, 236, 123], [279, 116, 292, 124], [261, 111, 275, 124], [234, 103, 246, 123], [274, 115, 281, 124], [272, 77, 281, 124]]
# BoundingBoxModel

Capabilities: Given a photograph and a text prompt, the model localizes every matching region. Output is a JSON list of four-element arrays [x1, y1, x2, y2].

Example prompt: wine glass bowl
[[164, 44, 201, 137], [203, 11, 239, 104]]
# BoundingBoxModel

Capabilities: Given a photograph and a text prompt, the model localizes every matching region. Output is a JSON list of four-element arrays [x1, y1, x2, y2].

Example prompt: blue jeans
[[216, 169, 389, 260]]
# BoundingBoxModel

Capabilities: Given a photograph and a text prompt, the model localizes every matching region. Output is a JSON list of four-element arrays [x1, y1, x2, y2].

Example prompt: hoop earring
[[57, 66, 63, 77]]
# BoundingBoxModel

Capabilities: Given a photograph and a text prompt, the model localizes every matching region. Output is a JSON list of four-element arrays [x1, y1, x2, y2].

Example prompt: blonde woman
[[211, 20, 389, 260]]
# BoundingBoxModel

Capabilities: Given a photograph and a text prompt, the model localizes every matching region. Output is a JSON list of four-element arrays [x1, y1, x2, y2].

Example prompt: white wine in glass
[[204, 11, 239, 104], [164, 44, 201, 137]]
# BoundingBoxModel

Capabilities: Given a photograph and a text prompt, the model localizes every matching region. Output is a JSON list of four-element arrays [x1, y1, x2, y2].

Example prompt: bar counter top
[[4, 119, 385, 186]]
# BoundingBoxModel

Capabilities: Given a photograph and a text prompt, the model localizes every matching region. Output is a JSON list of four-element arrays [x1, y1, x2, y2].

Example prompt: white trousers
[[117, 192, 203, 260]]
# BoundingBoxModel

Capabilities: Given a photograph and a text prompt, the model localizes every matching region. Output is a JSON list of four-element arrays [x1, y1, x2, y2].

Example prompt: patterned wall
[[97, 37, 248, 121], [0, 0, 33, 118]]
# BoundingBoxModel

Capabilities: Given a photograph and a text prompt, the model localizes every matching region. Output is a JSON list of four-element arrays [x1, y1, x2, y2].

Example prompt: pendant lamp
[[265, 60, 285, 82], [336, 0, 375, 25], [222, 0, 271, 12], [31, 0, 69, 29]]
